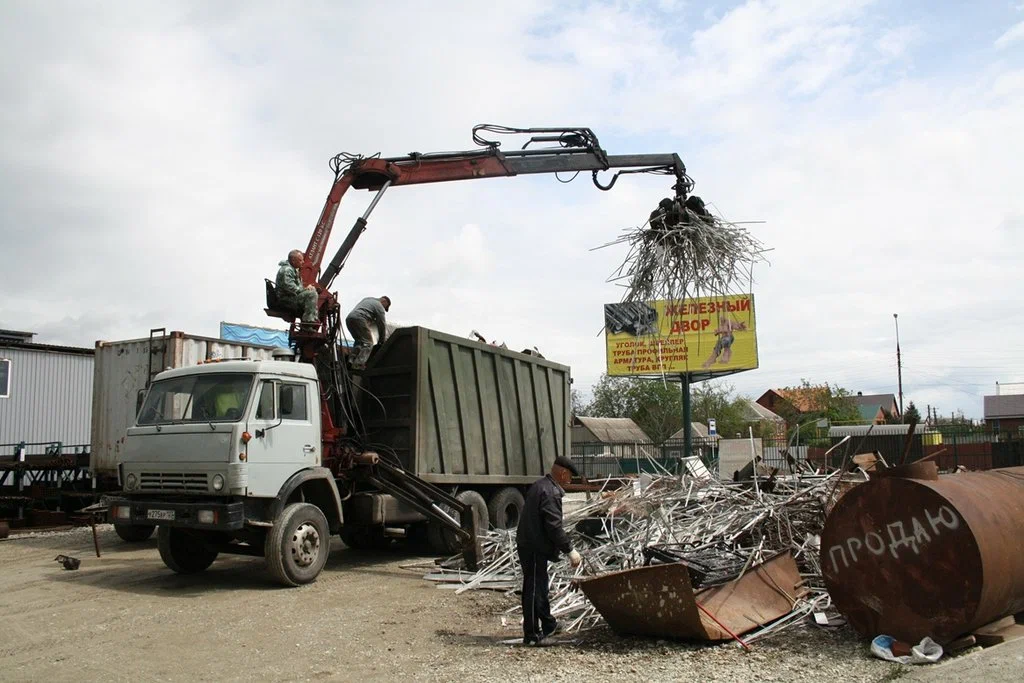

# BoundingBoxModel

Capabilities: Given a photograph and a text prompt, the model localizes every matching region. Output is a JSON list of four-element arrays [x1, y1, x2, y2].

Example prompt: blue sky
[[1, 0, 1022, 418]]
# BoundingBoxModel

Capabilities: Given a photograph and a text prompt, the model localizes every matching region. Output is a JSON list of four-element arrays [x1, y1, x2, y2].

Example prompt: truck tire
[[428, 490, 488, 556], [115, 523, 156, 543], [487, 487, 525, 530], [157, 527, 218, 574], [265, 502, 330, 587]]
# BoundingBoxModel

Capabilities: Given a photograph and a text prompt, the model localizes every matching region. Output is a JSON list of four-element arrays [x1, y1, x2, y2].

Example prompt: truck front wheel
[[265, 502, 330, 587], [157, 527, 218, 574]]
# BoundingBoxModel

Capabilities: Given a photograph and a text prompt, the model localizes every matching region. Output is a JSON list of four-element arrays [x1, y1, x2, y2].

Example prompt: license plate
[[146, 509, 175, 521]]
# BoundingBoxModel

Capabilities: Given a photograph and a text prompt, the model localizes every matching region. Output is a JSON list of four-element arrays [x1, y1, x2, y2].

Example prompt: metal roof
[[573, 416, 651, 443], [851, 393, 897, 408], [668, 422, 713, 440], [829, 424, 931, 436], [739, 399, 784, 422], [984, 394, 1024, 419]]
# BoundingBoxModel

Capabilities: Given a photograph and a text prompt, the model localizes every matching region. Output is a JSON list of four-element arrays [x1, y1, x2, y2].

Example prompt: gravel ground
[[0, 525, 907, 682]]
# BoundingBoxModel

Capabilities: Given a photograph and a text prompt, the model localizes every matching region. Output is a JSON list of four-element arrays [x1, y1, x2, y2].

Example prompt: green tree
[[585, 375, 640, 420], [585, 375, 682, 443], [584, 375, 756, 444], [570, 388, 586, 417], [772, 380, 860, 439], [903, 401, 921, 425], [690, 381, 748, 439]]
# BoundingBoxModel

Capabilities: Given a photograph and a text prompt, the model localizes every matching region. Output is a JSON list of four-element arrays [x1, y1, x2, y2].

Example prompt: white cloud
[[995, 19, 1024, 49], [1, 0, 1021, 419]]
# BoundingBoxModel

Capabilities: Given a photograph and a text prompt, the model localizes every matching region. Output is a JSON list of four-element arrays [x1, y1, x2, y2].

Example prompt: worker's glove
[[568, 549, 582, 568]]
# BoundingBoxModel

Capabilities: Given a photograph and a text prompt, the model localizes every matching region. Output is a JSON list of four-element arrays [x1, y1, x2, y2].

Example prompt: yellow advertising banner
[[605, 295, 758, 377]]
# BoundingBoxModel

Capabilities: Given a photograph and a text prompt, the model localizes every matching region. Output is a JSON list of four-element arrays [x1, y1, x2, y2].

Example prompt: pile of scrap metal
[[426, 468, 856, 645]]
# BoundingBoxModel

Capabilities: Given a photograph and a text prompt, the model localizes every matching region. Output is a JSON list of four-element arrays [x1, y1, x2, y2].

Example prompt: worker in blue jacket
[[516, 456, 582, 645]]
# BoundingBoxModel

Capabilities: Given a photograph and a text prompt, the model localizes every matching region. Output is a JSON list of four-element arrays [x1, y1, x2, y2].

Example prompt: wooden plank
[[452, 345, 484, 475], [973, 623, 1024, 648], [974, 615, 1017, 635]]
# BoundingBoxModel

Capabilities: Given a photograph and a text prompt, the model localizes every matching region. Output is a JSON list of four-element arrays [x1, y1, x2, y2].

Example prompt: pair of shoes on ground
[[523, 623, 559, 646]]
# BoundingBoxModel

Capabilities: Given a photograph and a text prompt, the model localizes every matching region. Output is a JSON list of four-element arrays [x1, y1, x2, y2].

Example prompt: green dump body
[[359, 327, 571, 486]]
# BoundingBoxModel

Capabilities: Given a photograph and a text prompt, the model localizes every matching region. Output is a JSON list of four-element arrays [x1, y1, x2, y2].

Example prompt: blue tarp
[[219, 322, 290, 349]]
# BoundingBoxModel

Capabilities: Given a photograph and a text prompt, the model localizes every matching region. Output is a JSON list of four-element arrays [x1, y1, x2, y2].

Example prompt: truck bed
[[358, 327, 571, 485]]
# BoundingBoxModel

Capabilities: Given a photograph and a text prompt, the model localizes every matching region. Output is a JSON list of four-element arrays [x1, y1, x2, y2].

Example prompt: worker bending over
[[276, 250, 319, 324], [345, 295, 391, 370], [516, 456, 582, 646]]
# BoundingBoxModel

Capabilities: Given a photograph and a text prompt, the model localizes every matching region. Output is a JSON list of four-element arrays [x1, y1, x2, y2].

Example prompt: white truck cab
[[109, 359, 346, 585]]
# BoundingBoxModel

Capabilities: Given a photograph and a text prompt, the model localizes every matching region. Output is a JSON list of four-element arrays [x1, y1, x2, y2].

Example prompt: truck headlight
[[115, 505, 131, 520], [212, 474, 225, 491], [197, 510, 217, 524], [125, 473, 138, 491]]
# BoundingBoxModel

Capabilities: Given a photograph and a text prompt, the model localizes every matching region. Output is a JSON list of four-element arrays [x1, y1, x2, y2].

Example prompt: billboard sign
[[604, 295, 758, 379]]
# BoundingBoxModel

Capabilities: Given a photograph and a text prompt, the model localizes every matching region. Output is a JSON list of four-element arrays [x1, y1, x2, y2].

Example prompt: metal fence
[[571, 429, 1024, 480], [570, 437, 720, 479], [0, 441, 94, 521]]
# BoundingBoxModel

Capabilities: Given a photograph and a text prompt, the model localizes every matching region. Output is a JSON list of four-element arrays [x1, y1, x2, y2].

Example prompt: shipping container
[[359, 327, 571, 484], [90, 331, 277, 477], [0, 334, 94, 446]]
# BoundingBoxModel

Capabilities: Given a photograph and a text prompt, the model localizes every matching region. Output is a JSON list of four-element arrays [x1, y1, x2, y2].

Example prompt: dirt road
[[1, 526, 894, 682]]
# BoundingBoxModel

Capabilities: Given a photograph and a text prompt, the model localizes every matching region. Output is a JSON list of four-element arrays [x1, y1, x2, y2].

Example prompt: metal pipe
[[821, 466, 1024, 643]]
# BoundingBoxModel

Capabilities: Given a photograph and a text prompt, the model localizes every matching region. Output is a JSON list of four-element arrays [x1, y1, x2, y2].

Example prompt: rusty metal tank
[[821, 466, 1024, 643]]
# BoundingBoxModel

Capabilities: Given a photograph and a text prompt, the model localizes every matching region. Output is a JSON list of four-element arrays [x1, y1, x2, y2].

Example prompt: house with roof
[[756, 387, 829, 417], [571, 416, 653, 459], [738, 398, 786, 438], [849, 392, 900, 424], [984, 394, 1024, 435]]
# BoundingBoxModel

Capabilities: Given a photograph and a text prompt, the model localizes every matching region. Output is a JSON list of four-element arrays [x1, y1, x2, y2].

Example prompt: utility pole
[[894, 313, 904, 421]]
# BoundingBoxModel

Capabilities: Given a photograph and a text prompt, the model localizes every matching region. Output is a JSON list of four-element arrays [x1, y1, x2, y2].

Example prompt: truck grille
[[139, 472, 209, 492]]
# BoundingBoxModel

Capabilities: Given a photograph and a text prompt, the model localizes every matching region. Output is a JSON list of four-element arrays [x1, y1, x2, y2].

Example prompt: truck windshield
[[137, 373, 254, 425]]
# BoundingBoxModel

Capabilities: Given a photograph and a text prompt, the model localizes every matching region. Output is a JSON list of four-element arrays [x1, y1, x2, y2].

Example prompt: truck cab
[[108, 359, 345, 585]]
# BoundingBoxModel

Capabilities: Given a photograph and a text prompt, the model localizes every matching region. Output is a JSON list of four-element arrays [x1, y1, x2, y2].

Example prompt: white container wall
[[90, 332, 276, 476], [0, 344, 94, 447]]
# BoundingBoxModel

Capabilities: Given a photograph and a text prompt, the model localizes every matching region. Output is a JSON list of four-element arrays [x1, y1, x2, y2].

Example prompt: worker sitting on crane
[[276, 250, 319, 324], [345, 296, 390, 370]]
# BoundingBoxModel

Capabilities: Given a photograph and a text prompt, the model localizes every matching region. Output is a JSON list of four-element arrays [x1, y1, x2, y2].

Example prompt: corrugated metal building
[[571, 416, 653, 459], [0, 330, 94, 447]]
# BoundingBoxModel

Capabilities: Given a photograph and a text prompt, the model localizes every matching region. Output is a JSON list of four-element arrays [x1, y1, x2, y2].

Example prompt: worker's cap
[[552, 456, 579, 477]]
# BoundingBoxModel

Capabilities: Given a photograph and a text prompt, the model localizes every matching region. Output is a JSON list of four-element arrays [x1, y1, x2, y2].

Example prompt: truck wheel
[[488, 487, 525, 530], [265, 502, 330, 587], [428, 490, 488, 556], [157, 527, 218, 574], [115, 523, 156, 542]]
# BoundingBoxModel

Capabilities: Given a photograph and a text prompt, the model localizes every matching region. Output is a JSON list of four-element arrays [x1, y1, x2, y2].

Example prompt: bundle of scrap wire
[[425, 470, 848, 642], [599, 195, 768, 304]]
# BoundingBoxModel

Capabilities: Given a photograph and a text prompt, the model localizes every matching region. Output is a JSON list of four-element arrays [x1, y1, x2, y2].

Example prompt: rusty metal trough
[[821, 466, 1024, 644], [576, 553, 805, 642]]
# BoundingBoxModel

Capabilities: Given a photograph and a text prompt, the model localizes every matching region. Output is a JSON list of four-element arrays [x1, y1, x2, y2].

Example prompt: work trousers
[[518, 547, 556, 640], [282, 288, 318, 323], [346, 317, 374, 369]]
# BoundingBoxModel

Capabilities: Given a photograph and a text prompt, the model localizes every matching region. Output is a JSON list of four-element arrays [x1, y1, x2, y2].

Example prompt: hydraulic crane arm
[[302, 124, 693, 290]]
